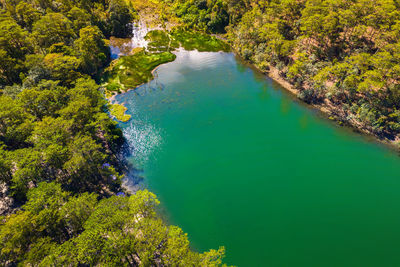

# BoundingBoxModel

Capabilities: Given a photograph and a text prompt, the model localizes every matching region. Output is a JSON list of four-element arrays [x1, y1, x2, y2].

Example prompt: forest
[[0, 0, 224, 265], [2, 0, 400, 265], [168, 0, 400, 141]]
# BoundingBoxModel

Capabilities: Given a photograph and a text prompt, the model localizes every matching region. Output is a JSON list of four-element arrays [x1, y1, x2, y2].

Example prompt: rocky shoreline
[[222, 43, 400, 152], [265, 65, 400, 151]]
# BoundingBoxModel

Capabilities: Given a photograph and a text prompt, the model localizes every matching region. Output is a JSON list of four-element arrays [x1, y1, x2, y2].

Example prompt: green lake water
[[115, 50, 400, 267]]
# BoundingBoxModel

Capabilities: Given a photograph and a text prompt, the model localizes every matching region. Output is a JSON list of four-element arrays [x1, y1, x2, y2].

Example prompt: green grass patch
[[145, 30, 179, 52], [145, 28, 230, 53], [109, 103, 131, 122], [104, 50, 176, 91], [169, 28, 230, 52]]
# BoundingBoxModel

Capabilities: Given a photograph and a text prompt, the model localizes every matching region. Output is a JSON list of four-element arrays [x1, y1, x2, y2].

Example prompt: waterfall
[[109, 19, 153, 59], [130, 20, 150, 49]]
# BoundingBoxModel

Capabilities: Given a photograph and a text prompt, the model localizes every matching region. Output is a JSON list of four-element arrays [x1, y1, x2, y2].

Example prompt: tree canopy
[[0, 1, 226, 265], [0, 183, 225, 266]]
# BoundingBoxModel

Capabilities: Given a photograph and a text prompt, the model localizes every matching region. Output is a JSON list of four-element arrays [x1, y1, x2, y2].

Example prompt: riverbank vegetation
[[165, 0, 400, 143], [169, 28, 230, 52], [0, 0, 225, 265]]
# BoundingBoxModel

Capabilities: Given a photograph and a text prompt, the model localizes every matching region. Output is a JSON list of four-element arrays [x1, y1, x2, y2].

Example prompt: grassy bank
[[103, 49, 176, 94]]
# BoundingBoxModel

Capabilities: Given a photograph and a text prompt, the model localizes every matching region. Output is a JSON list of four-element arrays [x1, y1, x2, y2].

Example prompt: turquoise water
[[116, 51, 400, 267]]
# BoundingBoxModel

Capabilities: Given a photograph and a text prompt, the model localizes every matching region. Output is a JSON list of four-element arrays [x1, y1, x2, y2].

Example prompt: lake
[[115, 50, 400, 266]]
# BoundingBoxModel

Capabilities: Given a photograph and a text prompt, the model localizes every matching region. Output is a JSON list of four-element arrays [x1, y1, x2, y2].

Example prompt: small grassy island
[[109, 103, 131, 122]]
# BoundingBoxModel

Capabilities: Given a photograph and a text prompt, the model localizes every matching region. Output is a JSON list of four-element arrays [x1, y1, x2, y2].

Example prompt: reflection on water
[[120, 117, 163, 193], [109, 37, 134, 59]]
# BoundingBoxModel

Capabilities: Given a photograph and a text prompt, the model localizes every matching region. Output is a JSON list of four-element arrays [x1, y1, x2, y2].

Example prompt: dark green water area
[[115, 51, 400, 267]]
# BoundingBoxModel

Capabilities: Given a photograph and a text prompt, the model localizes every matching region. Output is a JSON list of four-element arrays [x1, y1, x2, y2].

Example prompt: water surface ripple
[[116, 51, 400, 267]]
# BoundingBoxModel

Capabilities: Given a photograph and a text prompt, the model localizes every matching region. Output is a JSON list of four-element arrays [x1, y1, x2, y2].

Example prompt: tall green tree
[[74, 25, 109, 75], [32, 13, 75, 49]]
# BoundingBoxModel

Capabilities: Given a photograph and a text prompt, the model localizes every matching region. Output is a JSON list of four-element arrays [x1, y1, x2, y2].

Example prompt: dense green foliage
[[167, 0, 400, 140], [0, 0, 225, 265], [167, 0, 230, 33], [0, 183, 225, 266], [145, 28, 230, 52], [0, 0, 133, 202], [0, 77, 123, 202]]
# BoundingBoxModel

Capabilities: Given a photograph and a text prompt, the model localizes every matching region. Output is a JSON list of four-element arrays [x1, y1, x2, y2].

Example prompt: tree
[[32, 13, 75, 49], [0, 14, 32, 84], [107, 0, 134, 37], [0, 96, 33, 148], [63, 135, 107, 190], [41, 190, 225, 266], [74, 26, 109, 75], [0, 146, 12, 184], [0, 14, 32, 59], [29, 117, 72, 173], [67, 7, 91, 34], [0, 49, 20, 85], [14, 1, 41, 30], [18, 80, 68, 119], [0, 182, 97, 265], [43, 53, 81, 84]]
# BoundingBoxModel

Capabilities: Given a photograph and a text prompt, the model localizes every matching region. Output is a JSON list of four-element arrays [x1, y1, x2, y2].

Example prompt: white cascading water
[[110, 19, 151, 59], [130, 20, 150, 49]]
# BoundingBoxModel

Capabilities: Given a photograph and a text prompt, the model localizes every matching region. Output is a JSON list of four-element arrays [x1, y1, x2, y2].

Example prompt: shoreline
[[107, 33, 400, 152], [266, 65, 400, 152], [221, 42, 400, 152], [210, 31, 400, 151]]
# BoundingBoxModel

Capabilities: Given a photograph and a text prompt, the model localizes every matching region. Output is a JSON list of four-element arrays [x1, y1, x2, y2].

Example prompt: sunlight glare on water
[[116, 50, 400, 267], [122, 115, 163, 168]]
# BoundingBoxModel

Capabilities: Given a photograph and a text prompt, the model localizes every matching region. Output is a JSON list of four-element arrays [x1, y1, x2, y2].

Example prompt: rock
[[0, 182, 14, 216]]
